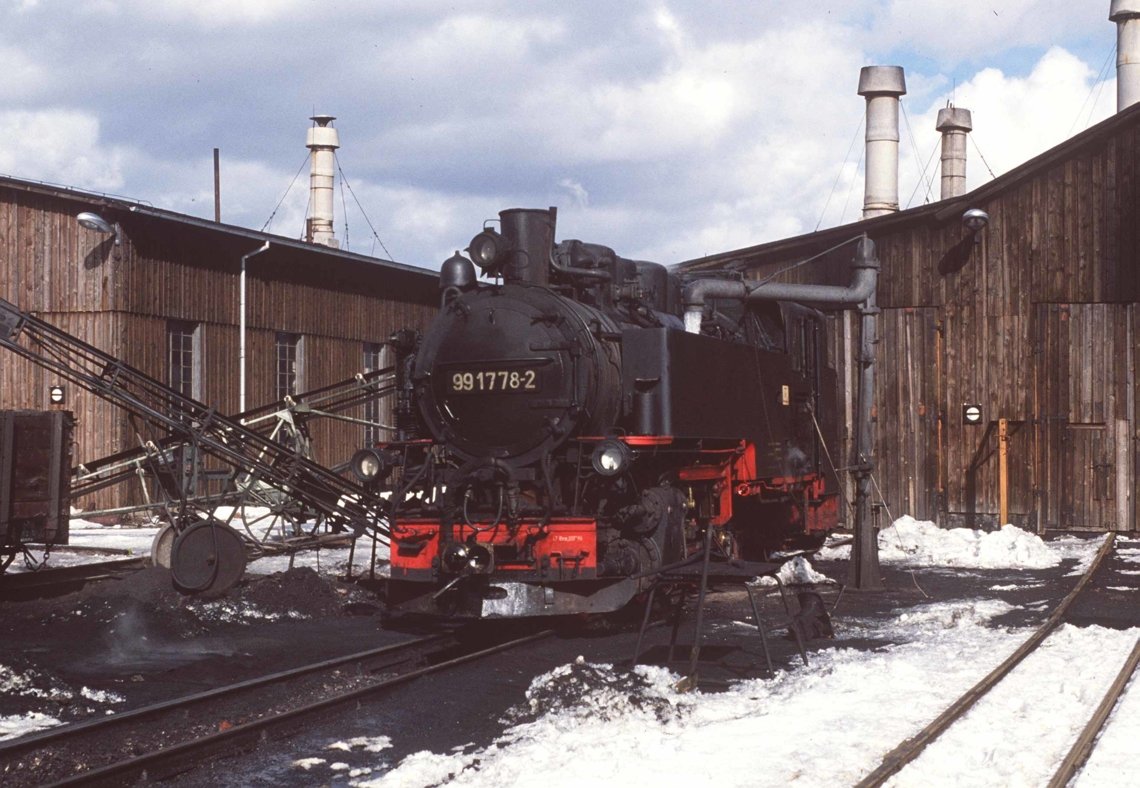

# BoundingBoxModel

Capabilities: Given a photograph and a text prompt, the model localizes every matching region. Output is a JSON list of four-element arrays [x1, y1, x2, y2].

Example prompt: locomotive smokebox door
[[1, 409, 74, 554]]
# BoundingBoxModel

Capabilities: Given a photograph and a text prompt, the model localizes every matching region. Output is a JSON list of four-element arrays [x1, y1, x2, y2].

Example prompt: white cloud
[[558, 178, 589, 208], [899, 46, 1114, 202], [0, 3, 1123, 267], [0, 109, 127, 191], [0, 47, 49, 100]]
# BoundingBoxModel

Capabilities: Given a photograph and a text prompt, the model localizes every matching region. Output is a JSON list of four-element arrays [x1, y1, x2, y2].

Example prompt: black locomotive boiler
[[353, 207, 841, 618]]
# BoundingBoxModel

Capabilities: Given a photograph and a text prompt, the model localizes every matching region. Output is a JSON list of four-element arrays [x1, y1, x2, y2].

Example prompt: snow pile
[[880, 517, 1062, 568], [503, 657, 687, 727], [757, 554, 835, 586], [819, 516, 1100, 570]]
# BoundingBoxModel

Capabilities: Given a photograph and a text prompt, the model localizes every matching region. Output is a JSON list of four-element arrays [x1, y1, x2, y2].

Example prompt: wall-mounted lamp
[[962, 208, 989, 244], [76, 211, 121, 245]]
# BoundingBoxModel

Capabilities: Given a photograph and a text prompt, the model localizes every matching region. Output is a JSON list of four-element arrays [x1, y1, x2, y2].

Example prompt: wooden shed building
[[680, 101, 1140, 535], [0, 175, 438, 511]]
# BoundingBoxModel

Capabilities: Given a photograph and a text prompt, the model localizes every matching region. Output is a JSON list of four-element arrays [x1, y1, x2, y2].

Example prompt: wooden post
[[213, 147, 221, 222], [999, 418, 1009, 526]]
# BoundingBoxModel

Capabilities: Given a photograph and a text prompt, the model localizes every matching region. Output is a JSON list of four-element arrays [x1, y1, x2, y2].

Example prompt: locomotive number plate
[[448, 368, 541, 394]]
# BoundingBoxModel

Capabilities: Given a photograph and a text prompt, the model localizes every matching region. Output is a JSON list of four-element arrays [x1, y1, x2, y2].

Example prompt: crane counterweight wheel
[[170, 519, 248, 597], [150, 523, 176, 569]]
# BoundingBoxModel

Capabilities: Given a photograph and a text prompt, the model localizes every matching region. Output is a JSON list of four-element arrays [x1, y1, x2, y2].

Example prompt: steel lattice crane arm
[[0, 298, 391, 542], [71, 367, 396, 501]]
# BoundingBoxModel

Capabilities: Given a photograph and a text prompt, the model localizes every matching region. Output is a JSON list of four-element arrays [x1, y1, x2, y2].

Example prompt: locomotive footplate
[[386, 575, 641, 619]]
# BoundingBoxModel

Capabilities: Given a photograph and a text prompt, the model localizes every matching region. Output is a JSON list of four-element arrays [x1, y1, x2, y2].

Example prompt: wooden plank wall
[[1, 183, 438, 512], [723, 116, 1140, 532]]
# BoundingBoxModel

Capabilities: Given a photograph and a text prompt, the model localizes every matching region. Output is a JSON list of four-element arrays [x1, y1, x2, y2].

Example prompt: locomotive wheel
[[170, 519, 247, 597], [150, 523, 177, 568]]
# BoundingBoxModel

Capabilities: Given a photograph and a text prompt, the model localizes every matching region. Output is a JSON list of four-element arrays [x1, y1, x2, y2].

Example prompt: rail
[[0, 628, 555, 786], [855, 534, 1119, 787]]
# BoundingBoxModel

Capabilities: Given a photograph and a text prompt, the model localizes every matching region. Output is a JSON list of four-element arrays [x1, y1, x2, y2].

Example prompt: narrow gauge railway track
[[0, 627, 555, 786], [0, 557, 149, 601], [857, 534, 1130, 787]]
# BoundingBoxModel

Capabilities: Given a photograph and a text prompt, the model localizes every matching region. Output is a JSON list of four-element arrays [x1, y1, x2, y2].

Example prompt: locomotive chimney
[[305, 114, 340, 249], [499, 207, 555, 287], [1112, 1, 1140, 111], [936, 105, 973, 200], [858, 66, 907, 219]]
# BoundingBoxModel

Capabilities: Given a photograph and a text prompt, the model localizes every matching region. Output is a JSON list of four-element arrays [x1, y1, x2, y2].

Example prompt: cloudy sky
[[0, 1, 1121, 268]]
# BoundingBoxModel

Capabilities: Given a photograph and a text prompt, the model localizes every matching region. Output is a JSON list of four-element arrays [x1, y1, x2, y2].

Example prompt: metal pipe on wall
[[1112, 0, 1140, 111], [680, 237, 884, 589], [936, 106, 972, 200], [240, 241, 271, 412], [858, 66, 907, 219]]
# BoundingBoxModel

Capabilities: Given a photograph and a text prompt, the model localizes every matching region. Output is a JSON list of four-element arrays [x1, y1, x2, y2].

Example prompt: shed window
[[275, 332, 304, 400], [363, 342, 391, 445], [167, 321, 201, 400]]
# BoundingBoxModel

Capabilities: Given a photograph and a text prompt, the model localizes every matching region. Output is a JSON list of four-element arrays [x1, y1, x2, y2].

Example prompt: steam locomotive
[[353, 208, 841, 618]]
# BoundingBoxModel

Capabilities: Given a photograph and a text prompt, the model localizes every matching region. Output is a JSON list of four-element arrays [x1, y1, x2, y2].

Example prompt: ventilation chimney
[[1112, 1, 1140, 111], [858, 66, 907, 219], [305, 114, 340, 249], [936, 105, 973, 200]]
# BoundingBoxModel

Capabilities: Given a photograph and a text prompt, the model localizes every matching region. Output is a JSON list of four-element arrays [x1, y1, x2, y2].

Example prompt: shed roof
[[0, 172, 438, 285]]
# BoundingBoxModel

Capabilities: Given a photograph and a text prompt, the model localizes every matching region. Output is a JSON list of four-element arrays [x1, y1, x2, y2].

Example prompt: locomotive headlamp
[[591, 439, 632, 477], [350, 447, 394, 484], [467, 229, 507, 272], [441, 541, 493, 574]]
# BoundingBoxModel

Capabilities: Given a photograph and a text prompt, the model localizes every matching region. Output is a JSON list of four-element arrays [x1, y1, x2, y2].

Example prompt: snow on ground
[[885, 624, 1139, 787], [282, 518, 1128, 788], [6, 514, 1136, 785], [351, 612, 1139, 788], [0, 662, 125, 742], [0, 710, 61, 740]]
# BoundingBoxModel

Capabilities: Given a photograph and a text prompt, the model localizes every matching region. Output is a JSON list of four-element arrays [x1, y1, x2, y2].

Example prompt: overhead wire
[[338, 173, 351, 251], [904, 136, 942, 210], [260, 154, 311, 234], [900, 101, 937, 207], [334, 153, 394, 261], [815, 111, 866, 231], [969, 134, 998, 181], [1069, 42, 1116, 136], [839, 138, 866, 226]]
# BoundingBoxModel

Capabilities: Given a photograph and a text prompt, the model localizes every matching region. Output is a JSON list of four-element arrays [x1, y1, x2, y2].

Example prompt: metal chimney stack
[[858, 66, 907, 219], [936, 105, 973, 200], [1112, 1, 1140, 111], [306, 114, 340, 249]]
